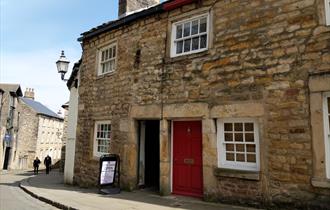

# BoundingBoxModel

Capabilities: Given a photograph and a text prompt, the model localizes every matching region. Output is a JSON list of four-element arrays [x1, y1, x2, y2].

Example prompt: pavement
[[18, 169, 261, 210]]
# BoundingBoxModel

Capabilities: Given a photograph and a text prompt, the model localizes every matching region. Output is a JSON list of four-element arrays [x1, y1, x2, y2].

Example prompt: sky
[[0, 0, 118, 113]]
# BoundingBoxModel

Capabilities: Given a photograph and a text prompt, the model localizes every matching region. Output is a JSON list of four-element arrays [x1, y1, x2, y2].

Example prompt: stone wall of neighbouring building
[[75, 0, 330, 208], [16, 101, 39, 169]]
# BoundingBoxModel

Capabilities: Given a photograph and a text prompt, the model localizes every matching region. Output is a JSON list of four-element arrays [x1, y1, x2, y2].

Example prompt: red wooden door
[[173, 121, 203, 197]]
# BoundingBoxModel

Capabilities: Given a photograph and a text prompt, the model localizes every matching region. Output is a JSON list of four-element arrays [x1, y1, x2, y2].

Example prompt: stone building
[[0, 84, 23, 170], [18, 88, 64, 168], [73, 0, 330, 208]]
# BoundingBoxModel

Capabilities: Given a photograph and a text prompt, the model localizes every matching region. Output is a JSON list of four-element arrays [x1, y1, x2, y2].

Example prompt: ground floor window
[[93, 121, 111, 157], [217, 118, 260, 171], [324, 92, 330, 178]]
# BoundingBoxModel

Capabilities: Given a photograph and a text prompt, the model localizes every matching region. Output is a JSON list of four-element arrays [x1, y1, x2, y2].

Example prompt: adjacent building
[[0, 84, 23, 169], [0, 84, 64, 170], [19, 88, 64, 168], [72, 0, 329, 208]]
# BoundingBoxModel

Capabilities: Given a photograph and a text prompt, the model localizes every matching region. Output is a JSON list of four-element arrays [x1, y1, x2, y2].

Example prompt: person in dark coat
[[33, 157, 41, 175], [44, 155, 52, 174]]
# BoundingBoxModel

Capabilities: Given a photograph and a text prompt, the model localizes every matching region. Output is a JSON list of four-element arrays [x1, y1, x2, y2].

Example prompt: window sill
[[214, 168, 260, 181], [96, 71, 116, 80], [165, 50, 209, 64], [311, 177, 330, 189]]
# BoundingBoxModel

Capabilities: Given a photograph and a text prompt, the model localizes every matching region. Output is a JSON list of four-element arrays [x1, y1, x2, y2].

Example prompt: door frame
[[170, 118, 203, 195]]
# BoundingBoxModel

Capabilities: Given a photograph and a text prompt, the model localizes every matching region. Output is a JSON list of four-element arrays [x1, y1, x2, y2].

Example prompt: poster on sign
[[100, 161, 116, 185]]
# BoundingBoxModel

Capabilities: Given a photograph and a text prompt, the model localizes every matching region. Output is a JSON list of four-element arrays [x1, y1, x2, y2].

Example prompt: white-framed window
[[98, 43, 117, 75], [171, 14, 209, 57], [93, 121, 111, 157], [323, 92, 330, 179], [325, 0, 330, 26], [217, 118, 260, 171]]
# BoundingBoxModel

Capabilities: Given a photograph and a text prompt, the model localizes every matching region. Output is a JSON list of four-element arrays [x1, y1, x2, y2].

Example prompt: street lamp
[[56, 50, 70, 81]]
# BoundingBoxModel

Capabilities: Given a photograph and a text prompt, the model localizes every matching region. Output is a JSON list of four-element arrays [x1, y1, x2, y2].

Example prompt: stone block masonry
[[74, 0, 330, 209]]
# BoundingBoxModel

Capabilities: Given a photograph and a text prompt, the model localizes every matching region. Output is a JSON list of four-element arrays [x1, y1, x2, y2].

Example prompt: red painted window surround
[[163, 0, 196, 11]]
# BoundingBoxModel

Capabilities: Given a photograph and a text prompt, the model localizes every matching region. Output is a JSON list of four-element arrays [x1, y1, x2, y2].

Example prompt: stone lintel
[[309, 74, 330, 92], [130, 104, 161, 119], [210, 103, 264, 118], [214, 168, 260, 181], [163, 103, 208, 119], [311, 177, 330, 188]]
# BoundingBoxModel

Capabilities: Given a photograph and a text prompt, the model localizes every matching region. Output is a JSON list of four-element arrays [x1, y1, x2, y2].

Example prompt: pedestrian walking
[[33, 157, 41, 175], [44, 155, 52, 174]]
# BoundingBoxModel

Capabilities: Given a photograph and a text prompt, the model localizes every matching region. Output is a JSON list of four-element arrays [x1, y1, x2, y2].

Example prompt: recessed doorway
[[138, 120, 160, 191]]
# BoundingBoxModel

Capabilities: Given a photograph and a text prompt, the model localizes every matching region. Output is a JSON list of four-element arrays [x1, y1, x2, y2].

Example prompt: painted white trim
[[93, 120, 111, 157], [323, 92, 330, 179], [170, 120, 173, 193], [325, 0, 330, 26], [217, 118, 260, 171], [170, 13, 210, 58]]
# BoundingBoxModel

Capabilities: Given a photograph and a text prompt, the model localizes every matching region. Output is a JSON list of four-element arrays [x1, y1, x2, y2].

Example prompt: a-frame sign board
[[99, 154, 121, 194]]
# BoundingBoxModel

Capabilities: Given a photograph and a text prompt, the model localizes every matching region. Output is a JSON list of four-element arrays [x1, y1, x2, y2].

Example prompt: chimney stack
[[118, 0, 160, 18], [24, 88, 35, 100]]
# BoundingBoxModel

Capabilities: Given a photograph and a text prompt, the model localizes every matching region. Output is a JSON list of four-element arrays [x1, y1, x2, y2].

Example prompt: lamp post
[[56, 50, 70, 81]]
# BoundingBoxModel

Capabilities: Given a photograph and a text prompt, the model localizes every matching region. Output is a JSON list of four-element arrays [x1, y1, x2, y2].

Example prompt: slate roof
[[21, 97, 63, 120], [78, 1, 168, 42], [0, 83, 23, 97]]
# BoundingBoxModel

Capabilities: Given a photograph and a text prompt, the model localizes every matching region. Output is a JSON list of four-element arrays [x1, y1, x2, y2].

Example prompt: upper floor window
[[325, 0, 330, 26], [171, 14, 209, 57], [217, 118, 260, 171], [93, 121, 111, 157], [98, 43, 117, 75]]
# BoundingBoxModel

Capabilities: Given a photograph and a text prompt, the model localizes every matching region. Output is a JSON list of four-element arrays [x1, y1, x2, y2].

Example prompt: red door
[[173, 121, 203, 197]]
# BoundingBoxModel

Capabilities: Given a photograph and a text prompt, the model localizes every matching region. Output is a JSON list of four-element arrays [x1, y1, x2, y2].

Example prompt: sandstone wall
[[75, 0, 330, 208]]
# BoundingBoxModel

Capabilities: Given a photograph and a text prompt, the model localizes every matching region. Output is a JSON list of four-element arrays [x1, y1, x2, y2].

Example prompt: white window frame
[[325, 0, 330, 26], [97, 43, 117, 76], [93, 121, 111, 157], [170, 13, 210, 58], [323, 92, 330, 179], [217, 118, 260, 171]]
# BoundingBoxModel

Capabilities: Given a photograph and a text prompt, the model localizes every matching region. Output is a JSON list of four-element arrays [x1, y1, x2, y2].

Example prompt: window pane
[[225, 144, 234, 151], [192, 37, 199, 50], [176, 24, 183, 39], [236, 144, 245, 152], [200, 34, 207, 49], [183, 22, 191, 37], [113, 46, 116, 57], [245, 133, 254, 142], [247, 154, 256, 163], [109, 48, 113, 59], [176, 41, 183, 54], [234, 123, 243, 131], [184, 39, 191, 52], [200, 17, 207, 33], [236, 154, 245, 162], [226, 153, 234, 161], [225, 133, 233, 141], [224, 123, 233, 131], [105, 50, 108, 60], [246, 144, 256, 152], [245, 123, 254, 131], [235, 133, 243, 142], [101, 51, 105, 61], [191, 20, 199, 35]]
